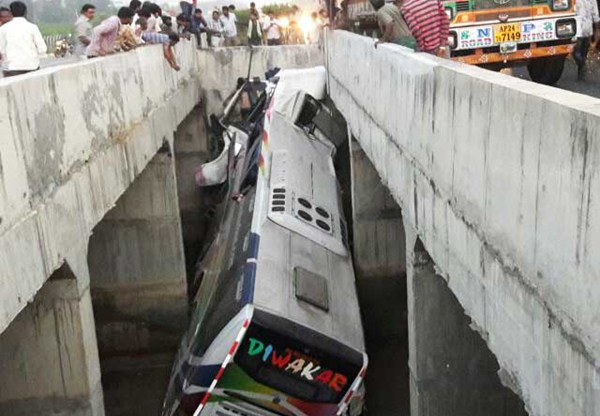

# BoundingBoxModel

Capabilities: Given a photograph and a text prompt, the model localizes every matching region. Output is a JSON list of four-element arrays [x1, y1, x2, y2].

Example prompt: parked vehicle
[[54, 38, 72, 58], [347, 0, 578, 84]]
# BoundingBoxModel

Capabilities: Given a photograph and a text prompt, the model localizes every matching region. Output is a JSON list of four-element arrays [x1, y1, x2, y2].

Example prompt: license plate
[[494, 23, 521, 43]]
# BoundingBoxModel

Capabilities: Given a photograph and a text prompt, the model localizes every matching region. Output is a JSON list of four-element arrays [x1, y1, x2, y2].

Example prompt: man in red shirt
[[401, 0, 450, 56]]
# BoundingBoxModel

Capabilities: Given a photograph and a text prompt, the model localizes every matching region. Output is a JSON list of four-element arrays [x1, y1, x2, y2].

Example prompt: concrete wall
[[88, 148, 188, 355], [350, 137, 406, 279], [326, 30, 600, 416], [0, 263, 103, 416], [0, 43, 201, 336], [407, 236, 527, 416]]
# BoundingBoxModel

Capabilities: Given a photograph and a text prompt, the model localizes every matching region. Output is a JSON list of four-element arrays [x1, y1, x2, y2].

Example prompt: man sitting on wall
[[0, 1, 46, 77]]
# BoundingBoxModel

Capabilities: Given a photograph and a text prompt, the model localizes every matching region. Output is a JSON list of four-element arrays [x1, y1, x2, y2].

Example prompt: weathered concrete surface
[[408, 236, 527, 416], [0, 43, 201, 336], [326, 30, 600, 416], [349, 138, 410, 414], [88, 148, 188, 356], [350, 137, 406, 279], [0, 263, 104, 416], [173, 105, 216, 280]]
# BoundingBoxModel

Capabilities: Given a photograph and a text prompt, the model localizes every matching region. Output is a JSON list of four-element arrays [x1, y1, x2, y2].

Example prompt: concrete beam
[[407, 236, 527, 416], [0, 262, 104, 416], [326, 30, 600, 415], [88, 147, 188, 355], [0, 43, 202, 336], [350, 137, 405, 279]]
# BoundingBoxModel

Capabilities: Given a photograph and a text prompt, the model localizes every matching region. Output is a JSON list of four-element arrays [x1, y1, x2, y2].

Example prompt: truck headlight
[[556, 19, 576, 37], [551, 0, 570, 11], [448, 31, 457, 49]]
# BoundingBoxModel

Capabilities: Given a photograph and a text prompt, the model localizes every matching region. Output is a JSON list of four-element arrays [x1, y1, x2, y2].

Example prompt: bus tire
[[527, 55, 566, 85]]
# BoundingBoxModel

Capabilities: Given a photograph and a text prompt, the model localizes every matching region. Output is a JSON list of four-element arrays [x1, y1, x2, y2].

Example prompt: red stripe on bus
[[228, 341, 240, 356]]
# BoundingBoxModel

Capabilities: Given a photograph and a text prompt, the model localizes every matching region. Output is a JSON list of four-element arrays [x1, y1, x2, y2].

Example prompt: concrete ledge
[[0, 43, 202, 335], [326, 30, 600, 416]]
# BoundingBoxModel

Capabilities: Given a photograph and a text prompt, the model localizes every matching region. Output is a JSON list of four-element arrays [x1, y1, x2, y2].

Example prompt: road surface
[[513, 53, 600, 99]]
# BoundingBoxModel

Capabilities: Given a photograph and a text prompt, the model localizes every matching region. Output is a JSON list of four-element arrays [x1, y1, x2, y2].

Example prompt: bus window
[[187, 188, 256, 356], [235, 310, 363, 405]]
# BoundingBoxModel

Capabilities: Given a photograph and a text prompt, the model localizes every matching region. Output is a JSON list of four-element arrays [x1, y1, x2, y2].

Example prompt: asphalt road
[[513, 52, 600, 99], [40, 54, 80, 68]]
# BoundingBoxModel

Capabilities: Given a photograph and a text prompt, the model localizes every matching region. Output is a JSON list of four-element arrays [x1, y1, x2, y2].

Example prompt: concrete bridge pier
[[349, 136, 528, 415], [407, 234, 528, 416], [348, 138, 410, 414], [87, 142, 188, 357], [0, 261, 104, 416]]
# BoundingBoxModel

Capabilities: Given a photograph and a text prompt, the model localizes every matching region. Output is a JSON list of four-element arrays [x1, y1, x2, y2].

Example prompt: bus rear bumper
[[452, 43, 574, 66]]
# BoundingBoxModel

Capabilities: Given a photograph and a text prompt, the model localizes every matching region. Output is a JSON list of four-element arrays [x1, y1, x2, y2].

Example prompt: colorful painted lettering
[[245, 337, 348, 392]]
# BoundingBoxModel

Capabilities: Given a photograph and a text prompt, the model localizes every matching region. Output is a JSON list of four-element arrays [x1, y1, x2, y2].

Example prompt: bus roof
[[251, 108, 365, 353]]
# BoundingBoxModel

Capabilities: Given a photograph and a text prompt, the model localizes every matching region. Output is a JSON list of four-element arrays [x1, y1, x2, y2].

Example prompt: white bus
[[163, 67, 367, 416]]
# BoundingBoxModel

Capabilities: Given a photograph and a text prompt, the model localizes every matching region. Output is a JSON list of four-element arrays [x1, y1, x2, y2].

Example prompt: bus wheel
[[527, 55, 566, 85]]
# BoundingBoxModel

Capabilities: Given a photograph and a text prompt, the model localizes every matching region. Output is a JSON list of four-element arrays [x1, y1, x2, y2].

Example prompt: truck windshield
[[473, 0, 532, 10]]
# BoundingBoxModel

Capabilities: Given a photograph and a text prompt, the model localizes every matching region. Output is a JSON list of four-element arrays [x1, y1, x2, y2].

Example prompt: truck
[[347, 0, 578, 85]]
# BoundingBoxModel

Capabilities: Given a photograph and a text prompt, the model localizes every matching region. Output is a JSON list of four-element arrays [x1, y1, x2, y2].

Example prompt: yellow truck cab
[[446, 0, 577, 84], [347, 0, 578, 85]]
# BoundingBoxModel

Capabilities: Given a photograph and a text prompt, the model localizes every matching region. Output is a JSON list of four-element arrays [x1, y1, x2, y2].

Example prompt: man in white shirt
[[0, 1, 46, 77], [207, 9, 223, 47], [74, 4, 96, 56], [220, 6, 238, 46], [263, 12, 281, 46]]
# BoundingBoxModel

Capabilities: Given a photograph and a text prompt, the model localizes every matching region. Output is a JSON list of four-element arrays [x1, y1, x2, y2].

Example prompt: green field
[[39, 23, 73, 37]]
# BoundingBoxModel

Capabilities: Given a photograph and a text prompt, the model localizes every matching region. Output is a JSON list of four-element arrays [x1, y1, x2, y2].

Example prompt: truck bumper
[[452, 43, 574, 66]]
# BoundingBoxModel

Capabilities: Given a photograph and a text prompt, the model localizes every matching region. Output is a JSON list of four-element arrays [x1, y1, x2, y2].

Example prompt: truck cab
[[346, 0, 578, 85]]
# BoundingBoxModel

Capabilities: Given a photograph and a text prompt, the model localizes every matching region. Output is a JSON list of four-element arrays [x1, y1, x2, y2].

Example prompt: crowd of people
[[2, 0, 598, 81], [184, 3, 329, 47], [0, 0, 184, 77], [370, 0, 450, 57], [0, 0, 334, 78]]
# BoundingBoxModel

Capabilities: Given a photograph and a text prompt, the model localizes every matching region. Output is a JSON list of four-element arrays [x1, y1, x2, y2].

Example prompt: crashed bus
[[347, 0, 578, 84], [162, 67, 368, 416]]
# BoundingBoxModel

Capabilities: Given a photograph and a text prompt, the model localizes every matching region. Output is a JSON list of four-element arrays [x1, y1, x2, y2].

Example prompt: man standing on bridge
[[401, 0, 450, 56], [574, 0, 600, 80], [0, 7, 12, 26], [74, 4, 96, 57], [0, 1, 46, 77], [370, 0, 415, 49], [86, 7, 134, 58]]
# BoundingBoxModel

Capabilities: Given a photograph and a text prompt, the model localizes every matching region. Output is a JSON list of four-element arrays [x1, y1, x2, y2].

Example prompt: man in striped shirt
[[401, 0, 450, 56]]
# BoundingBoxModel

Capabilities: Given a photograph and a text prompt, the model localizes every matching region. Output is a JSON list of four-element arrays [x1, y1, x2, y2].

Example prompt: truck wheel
[[527, 55, 566, 85]]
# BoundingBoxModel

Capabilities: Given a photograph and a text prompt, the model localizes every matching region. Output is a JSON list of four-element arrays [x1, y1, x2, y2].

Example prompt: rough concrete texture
[[197, 45, 324, 116], [408, 238, 527, 416], [350, 138, 406, 279], [0, 43, 201, 336], [173, 105, 216, 280], [326, 30, 600, 416], [0, 264, 104, 416], [88, 149, 188, 356]]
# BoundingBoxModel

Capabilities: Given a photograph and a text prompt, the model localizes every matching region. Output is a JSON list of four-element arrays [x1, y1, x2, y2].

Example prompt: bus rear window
[[234, 311, 363, 404]]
